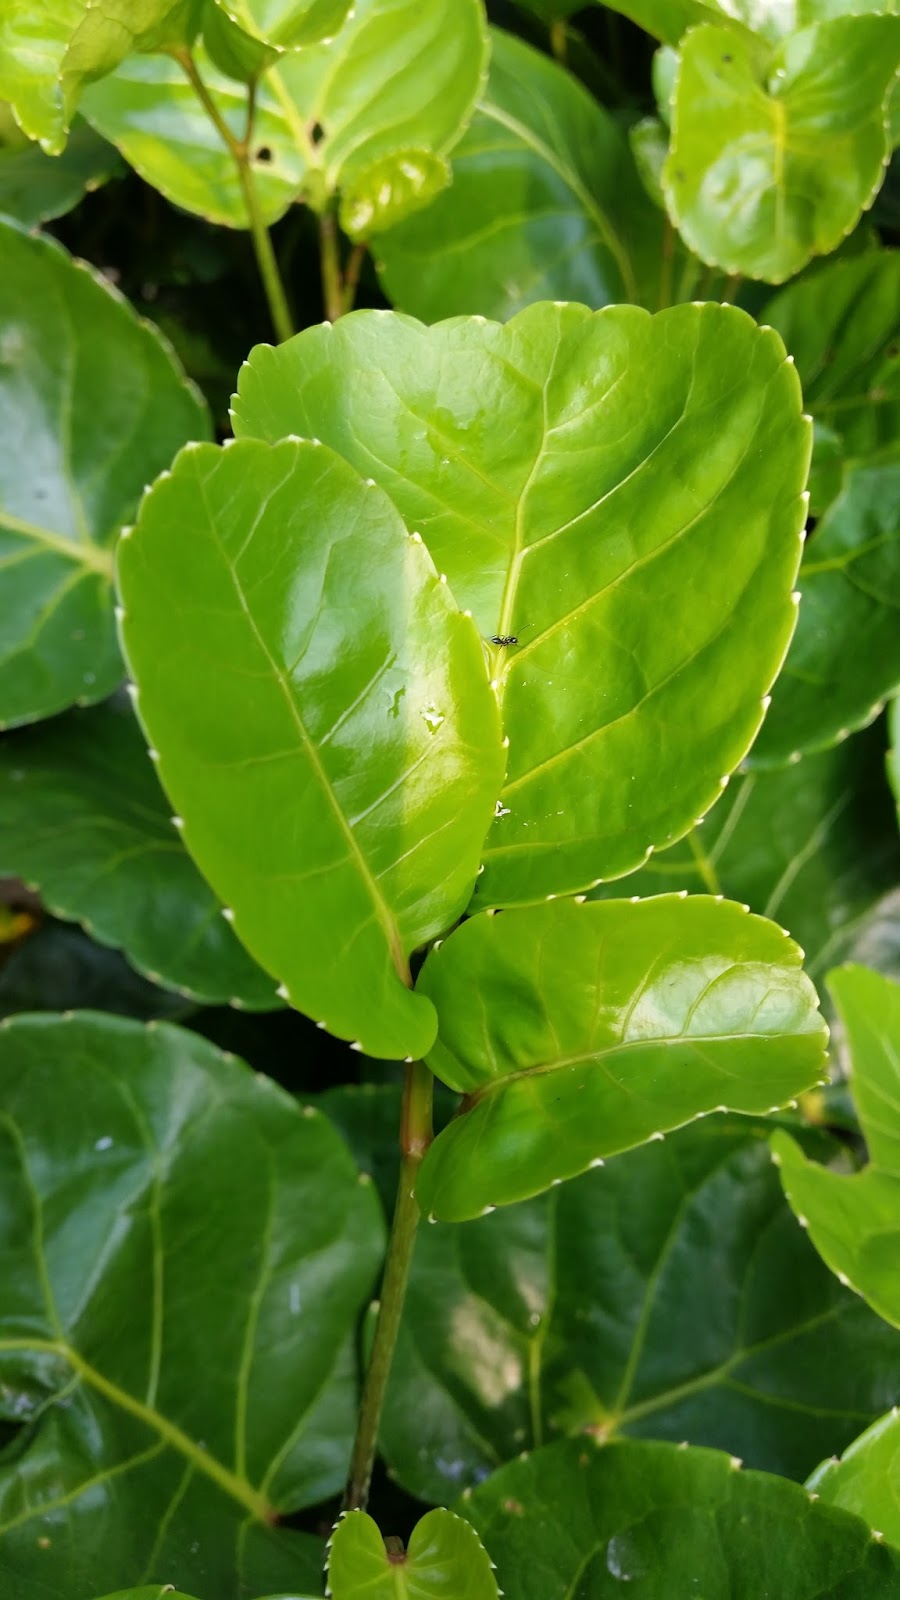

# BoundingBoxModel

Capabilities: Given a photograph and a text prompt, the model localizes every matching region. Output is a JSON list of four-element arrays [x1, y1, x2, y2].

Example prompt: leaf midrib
[[0, 508, 114, 577]]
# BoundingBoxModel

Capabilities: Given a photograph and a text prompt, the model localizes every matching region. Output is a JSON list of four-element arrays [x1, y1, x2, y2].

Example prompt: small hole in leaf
[[255, 145, 273, 163], [310, 121, 325, 145]]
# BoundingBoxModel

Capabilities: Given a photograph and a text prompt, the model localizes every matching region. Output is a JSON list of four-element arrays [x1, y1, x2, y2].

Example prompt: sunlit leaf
[[0, 219, 209, 727], [327, 1508, 499, 1599], [0, 1012, 382, 1596], [117, 437, 503, 1059], [234, 299, 809, 904], [0, 698, 279, 1008], [773, 964, 900, 1328], [808, 1408, 900, 1547], [413, 896, 827, 1220], [211, 0, 352, 50]]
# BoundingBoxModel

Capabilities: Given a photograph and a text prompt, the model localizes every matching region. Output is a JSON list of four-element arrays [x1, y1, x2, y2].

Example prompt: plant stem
[[343, 1059, 433, 1512], [550, 19, 568, 62], [174, 50, 294, 344], [319, 209, 345, 322], [342, 240, 367, 314]]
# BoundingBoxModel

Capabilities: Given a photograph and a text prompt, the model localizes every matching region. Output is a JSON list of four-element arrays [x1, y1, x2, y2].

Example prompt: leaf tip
[[837, 1271, 851, 1287], [276, 983, 289, 999], [349, 1040, 363, 1052], [302, 1103, 317, 1117], [589, 1157, 605, 1169], [171, 815, 184, 831], [221, 907, 235, 923], [147, 747, 160, 762], [125, 682, 139, 704], [481, 1203, 497, 1213], [729, 1456, 743, 1470], [797, 1214, 809, 1228], [574, 894, 586, 904], [650, 1130, 665, 1141]]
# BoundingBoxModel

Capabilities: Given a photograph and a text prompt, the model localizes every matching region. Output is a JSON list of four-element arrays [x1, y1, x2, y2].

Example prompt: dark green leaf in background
[[117, 437, 503, 1059], [459, 1437, 900, 1598], [0, 219, 209, 729], [773, 964, 900, 1328], [0, 1012, 382, 1597], [0, 698, 279, 1007], [235, 299, 809, 904], [0, 921, 191, 1022], [808, 1407, 900, 1548], [414, 896, 827, 1220], [0, 105, 121, 227]]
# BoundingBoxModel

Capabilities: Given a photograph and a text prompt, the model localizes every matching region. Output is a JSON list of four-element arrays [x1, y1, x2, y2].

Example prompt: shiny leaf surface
[[592, 720, 900, 991], [664, 20, 900, 282], [751, 448, 900, 765], [414, 896, 827, 1220], [0, 106, 121, 225], [808, 1408, 900, 1546], [374, 1111, 900, 1502], [376, 29, 683, 321], [0, 219, 209, 727], [212, 0, 352, 49], [117, 438, 503, 1059], [773, 964, 900, 1328], [459, 1438, 900, 1597], [0, 1012, 381, 1596], [327, 1508, 499, 1599], [0, 699, 279, 1007], [234, 300, 809, 904]]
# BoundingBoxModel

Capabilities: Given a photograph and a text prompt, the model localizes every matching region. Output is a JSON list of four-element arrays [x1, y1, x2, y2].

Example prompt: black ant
[[489, 634, 518, 647]]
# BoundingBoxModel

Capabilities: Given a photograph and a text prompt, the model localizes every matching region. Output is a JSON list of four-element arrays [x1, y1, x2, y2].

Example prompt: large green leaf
[[0, 0, 198, 154], [83, 0, 487, 236], [750, 448, 900, 765], [0, 105, 121, 225], [413, 896, 827, 1221], [664, 19, 900, 282], [808, 1409, 900, 1547], [773, 964, 900, 1328], [376, 29, 687, 322], [0, 698, 279, 1008], [590, 723, 900, 991], [327, 1508, 499, 1599], [0, 219, 209, 728], [459, 1438, 900, 1597], [234, 300, 809, 905], [117, 437, 503, 1060], [761, 250, 900, 459], [371, 1109, 900, 1503], [0, 1011, 382, 1596]]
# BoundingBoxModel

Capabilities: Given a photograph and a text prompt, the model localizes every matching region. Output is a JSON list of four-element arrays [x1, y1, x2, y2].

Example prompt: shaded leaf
[[327, 1508, 499, 1599], [376, 30, 691, 322], [117, 438, 503, 1060], [664, 20, 900, 282], [0, 106, 121, 225], [377, 1113, 900, 1503], [773, 964, 900, 1328], [459, 1437, 900, 1597], [0, 698, 279, 1008], [808, 1407, 900, 1547], [0, 921, 191, 1021], [0, 1011, 381, 1595], [233, 300, 809, 904], [0, 219, 209, 728], [751, 447, 900, 765], [414, 896, 827, 1221]]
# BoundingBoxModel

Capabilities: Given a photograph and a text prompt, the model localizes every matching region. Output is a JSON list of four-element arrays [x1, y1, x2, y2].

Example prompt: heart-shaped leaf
[[749, 447, 900, 765], [773, 964, 900, 1328], [362, 1107, 900, 1503], [590, 721, 900, 993], [664, 19, 900, 282], [327, 1508, 498, 1599], [376, 29, 687, 322], [0, 698, 279, 1008], [0, 107, 120, 226], [413, 895, 827, 1220], [117, 437, 503, 1060], [808, 1408, 900, 1547], [0, 219, 209, 728], [0, 1012, 382, 1596], [234, 300, 809, 904], [458, 1437, 900, 1597]]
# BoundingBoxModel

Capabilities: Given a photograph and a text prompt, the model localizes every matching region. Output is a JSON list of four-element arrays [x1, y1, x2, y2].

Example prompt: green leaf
[[414, 896, 827, 1221], [0, 219, 209, 728], [327, 1508, 499, 1599], [750, 447, 900, 766], [603, 0, 739, 48], [808, 1408, 900, 1547], [92, 1591, 202, 1599], [0, 1011, 382, 1596], [376, 29, 686, 321], [773, 964, 900, 1328], [0, 698, 279, 1008], [0, 0, 199, 154], [459, 1437, 900, 1597], [761, 251, 900, 459], [664, 19, 900, 282], [629, 115, 669, 209], [0, 921, 191, 1022], [0, 105, 121, 225], [117, 438, 503, 1060], [591, 723, 900, 992], [234, 300, 809, 904], [376, 1112, 900, 1503], [339, 148, 450, 241], [212, 0, 352, 49]]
